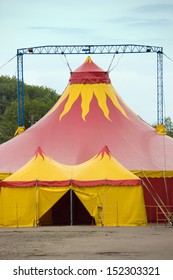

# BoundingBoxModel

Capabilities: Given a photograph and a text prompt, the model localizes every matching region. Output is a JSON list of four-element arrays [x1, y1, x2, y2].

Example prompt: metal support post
[[70, 189, 73, 225], [17, 52, 24, 126], [157, 50, 164, 124]]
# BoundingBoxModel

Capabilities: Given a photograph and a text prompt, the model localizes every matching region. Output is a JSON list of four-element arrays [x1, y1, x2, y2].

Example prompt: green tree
[[0, 76, 17, 115], [164, 117, 173, 138], [0, 101, 18, 142], [0, 76, 60, 143]]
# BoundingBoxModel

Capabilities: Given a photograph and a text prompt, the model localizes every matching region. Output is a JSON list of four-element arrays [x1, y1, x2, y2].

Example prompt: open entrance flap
[[38, 186, 70, 219], [72, 186, 101, 223]]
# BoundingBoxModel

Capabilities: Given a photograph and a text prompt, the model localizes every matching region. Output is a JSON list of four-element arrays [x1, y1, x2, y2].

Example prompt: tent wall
[[142, 177, 173, 222], [40, 190, 71, 225], [72, 191, 95, 225], [0, 186, 70, 227], [73, 185, 147, 226], [1, 187, 36, 227], [0, 184, 147, 227], [38, 186, 70, 221], [0, 188, 2, 226]]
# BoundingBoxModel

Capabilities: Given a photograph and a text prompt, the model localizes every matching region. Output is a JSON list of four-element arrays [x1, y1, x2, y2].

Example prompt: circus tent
[[0, 56, 173, 224], [70, 146, 147, 227], [0, 147, 70, 227], [0, 146, 147, 227]]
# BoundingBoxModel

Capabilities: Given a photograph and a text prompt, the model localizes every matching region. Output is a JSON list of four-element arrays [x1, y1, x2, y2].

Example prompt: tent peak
[[85, 56, 92, 63], [96, 146, 111, 160], [69, 56, 111, 84], [34, 146, 45, 161], [74, 56, 104, 73]]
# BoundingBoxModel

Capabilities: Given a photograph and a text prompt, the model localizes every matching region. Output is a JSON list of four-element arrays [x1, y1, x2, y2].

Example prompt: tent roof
[[72, 146, 141, 186], [74, 56, 104, 73], [3, 147, 70, 184], [1, 57, 173, 174], [1, 146, 140, 187]]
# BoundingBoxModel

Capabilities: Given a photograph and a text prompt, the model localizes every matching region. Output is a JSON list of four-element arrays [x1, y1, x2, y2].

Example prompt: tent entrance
[[39, 190, 95, 226]]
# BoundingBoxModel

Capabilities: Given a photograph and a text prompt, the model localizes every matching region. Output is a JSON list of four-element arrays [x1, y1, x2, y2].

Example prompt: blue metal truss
[[17, 44, 164, 126]]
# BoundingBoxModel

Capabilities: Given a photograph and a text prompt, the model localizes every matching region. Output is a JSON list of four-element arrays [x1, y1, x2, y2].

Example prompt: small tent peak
[[84, 56, 92, 63], [74, 56, 105, 73], [69, 56, 111, 84], [34, 146, 45, 161], [96, 145, 111, 160]]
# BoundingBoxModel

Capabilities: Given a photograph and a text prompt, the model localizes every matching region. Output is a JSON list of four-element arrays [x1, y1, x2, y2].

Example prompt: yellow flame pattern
[[49, 83, 128, 121]]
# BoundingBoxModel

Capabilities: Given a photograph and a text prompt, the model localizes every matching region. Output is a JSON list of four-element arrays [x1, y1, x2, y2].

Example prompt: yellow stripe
[[81, 85, 93, 121], [59, 86, 81, 121], [105, 84, 128, 119], [132, 170, 173, 178], [94, 85, 111, 121]]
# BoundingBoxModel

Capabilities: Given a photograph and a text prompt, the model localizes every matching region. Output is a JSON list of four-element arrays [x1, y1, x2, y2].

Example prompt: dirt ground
[[0, 225, 173, 260]]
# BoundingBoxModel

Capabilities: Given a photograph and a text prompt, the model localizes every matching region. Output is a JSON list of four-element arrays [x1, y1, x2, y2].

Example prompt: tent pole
[[70, 188, 73, 226], [34, 180, 39, 227], [35, 180, 39, 226], [16, 203, 19, 228]]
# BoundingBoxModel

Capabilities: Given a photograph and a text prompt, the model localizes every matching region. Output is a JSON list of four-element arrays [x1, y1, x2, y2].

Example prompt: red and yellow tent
[[0, 146, 147, 227], [0, 147, 70, 227], [0, 56, 173, 223], [71, 146, 147, 226]]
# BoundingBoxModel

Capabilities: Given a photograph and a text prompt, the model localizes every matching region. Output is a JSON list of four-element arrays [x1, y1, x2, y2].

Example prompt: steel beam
[[16, 44, 164, 126], [17, 44, 162, 55]]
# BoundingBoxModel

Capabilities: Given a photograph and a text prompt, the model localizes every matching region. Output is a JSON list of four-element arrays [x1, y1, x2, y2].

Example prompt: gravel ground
[[0, 225, 173, 260]]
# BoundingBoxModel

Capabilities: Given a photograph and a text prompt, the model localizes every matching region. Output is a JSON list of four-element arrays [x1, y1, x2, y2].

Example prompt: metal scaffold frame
[[157, 51, 164, 124], [17, 44, 164, 126]]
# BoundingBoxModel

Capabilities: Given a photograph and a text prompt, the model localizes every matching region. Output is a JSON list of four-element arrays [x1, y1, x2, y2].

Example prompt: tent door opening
[[39, 190, 95, 226]]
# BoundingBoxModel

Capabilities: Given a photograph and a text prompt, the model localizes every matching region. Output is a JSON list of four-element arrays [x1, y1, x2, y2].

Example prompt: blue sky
[[0, 0, 173, 124]]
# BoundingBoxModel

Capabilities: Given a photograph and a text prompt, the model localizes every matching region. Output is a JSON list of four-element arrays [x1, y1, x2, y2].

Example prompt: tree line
[[0, 75, 60, 144]]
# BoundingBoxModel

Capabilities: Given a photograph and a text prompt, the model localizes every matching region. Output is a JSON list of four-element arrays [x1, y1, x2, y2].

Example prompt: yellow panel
[[38, 186, 70, 219], [99, 186, 147, 226], [0, 186, 70, 227], [0, 188, 2, 226], [1, 187, 35, 227], [73, 185, 147, 226], [72, 186, 100, 222]]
